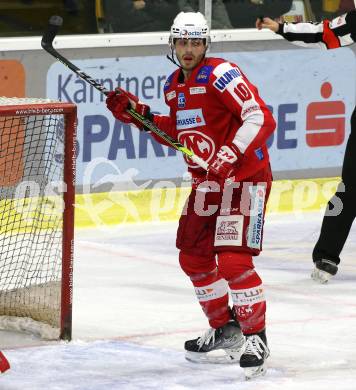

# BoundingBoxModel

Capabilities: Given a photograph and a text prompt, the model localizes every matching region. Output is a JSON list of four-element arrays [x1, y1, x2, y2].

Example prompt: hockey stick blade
[[40, 17, 208, 170], [41, 16, 109, 95], [41, 15, 63, 48]]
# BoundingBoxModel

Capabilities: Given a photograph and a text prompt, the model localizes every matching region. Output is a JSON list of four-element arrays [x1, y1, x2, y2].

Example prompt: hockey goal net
[[0, 97, 76, 340]]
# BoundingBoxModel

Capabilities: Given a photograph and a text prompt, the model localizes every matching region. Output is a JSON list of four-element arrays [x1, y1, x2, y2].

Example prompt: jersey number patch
[[234, 83, 252, 102]]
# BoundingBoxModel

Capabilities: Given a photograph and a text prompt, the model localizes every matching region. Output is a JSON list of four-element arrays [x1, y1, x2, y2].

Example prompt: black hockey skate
[[185, 321, 244, 364], [311, 259, 338, 284], [240, 329, 270, 379]]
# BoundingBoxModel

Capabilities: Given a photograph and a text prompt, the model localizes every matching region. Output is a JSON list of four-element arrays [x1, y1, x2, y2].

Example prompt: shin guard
[[218, 251, 266, 334], [179, 251, 231, 328]]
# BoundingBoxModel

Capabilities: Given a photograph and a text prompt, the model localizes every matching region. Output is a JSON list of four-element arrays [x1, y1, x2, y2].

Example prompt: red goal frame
[[0, 101, 77, 340]]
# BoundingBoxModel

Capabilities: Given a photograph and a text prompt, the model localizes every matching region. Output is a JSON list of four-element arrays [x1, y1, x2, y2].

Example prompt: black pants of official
[[313, 107, 356, 265]]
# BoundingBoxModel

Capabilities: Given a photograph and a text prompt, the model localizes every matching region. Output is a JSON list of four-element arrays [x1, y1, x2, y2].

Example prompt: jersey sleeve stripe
[[232, 121, 263, 154]]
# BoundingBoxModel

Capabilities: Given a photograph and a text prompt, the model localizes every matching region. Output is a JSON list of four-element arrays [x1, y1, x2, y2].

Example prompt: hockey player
[[256, 11, 356, 283], [0, 351, 10, 373], [106, 12, 276, 379]]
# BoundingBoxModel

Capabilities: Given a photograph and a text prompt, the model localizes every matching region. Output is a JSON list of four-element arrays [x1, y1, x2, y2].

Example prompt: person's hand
[[206, 144, 241, 187], [132, 0, 146, 11], [106, 87, 151, 130], [256, 17, 279, 32]]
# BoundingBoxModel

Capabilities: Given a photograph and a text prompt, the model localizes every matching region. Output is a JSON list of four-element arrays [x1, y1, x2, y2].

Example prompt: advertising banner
[[46, 48, 356, 187]]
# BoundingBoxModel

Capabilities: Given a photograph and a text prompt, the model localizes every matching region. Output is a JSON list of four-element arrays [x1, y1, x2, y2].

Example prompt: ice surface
[[1, 211, 356, 389]]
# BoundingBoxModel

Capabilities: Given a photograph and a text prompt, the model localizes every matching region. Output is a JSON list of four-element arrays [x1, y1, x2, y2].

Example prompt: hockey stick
[[41, 15, 208, 171]]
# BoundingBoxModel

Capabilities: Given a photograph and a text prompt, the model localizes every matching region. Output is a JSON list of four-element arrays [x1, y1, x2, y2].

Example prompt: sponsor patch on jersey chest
[[178, 92, 186, 108], [166, 90, 176, 101], [189, 86, 206, 95], [176, 109, 206, 130]]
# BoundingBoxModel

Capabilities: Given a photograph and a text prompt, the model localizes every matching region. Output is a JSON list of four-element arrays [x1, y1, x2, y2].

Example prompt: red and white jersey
[[151, 57, 276, 183]]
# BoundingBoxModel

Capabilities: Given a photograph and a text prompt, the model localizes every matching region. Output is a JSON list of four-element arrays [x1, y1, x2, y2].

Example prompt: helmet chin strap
[[166, 46, 182, 68]]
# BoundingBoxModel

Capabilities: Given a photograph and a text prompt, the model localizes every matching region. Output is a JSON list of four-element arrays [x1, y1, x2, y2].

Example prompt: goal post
[[0, 98, 77, 341]]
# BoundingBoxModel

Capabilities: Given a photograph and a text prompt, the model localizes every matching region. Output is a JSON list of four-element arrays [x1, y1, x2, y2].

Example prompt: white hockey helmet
[[170, 12, 210, 44]]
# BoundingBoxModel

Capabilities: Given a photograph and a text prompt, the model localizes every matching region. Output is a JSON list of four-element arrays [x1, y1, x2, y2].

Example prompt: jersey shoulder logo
[[164, 73, 174, 91], [195, 65, 213, 84]]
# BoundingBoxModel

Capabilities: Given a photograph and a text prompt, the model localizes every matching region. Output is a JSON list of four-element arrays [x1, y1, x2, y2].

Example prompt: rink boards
[[74, 177, 340, 228], [0, 177, 340, 230]]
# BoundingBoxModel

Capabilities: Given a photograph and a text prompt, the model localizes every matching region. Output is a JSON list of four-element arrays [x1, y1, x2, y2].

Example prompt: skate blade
[[185, 349, 241, 364], [244, 363, 267, 380], [311, 268, 332, 284]]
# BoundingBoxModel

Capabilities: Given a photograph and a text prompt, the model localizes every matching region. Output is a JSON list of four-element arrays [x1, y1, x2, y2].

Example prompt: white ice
[[1, 211, 356, 390]]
